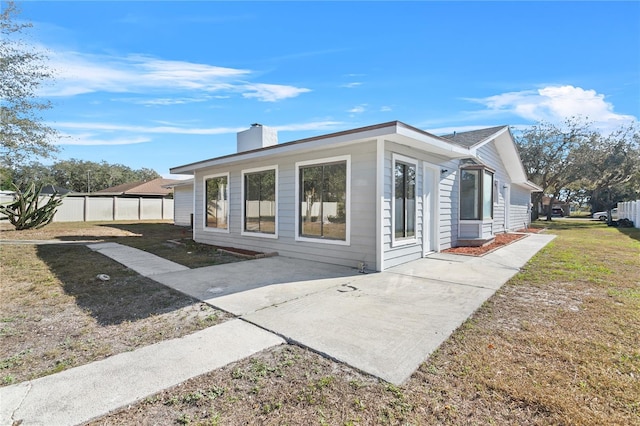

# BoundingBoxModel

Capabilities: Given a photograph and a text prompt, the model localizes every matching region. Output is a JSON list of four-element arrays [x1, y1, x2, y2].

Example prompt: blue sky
[[11, 1, 640, 178]]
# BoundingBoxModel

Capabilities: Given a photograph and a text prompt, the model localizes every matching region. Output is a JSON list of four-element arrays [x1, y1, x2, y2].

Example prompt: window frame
[[241, 165, 278, 239], [459, 165, 494, 222], [295, 155, 351, 246], [202, 172, 230, 233], [391, 153, 418, 247]]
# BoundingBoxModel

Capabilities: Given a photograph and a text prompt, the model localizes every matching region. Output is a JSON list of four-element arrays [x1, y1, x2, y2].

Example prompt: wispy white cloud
[[274, 121, 344, 132], [341, 82, 362, 88], [241, 83, 311, 102], [45, 50, 310, 102], [113, 96, 211, 106], [380, 106, 392, 112], [348, 104, 367, 114], [54, 120, 343, 137], [55, 121, 245, 135], [56, 133, 152, 146], [468, 85, 637, 130]]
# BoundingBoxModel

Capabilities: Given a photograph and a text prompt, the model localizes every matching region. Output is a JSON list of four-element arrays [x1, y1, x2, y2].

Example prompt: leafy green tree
[[0, 182, 64, 230], [10, 159, 162, 192], [1, 1, 59, 168], [579, 124, 640, 220], [516, 117, 597, 220]]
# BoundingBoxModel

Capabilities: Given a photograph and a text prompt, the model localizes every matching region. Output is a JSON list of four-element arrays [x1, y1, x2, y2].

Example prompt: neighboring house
[[538, 196, 570, 217], [40, 185, 72, 195], [96, 178, 178, 197], [171, 121, 541, 271], [163, 179, 194, 227]]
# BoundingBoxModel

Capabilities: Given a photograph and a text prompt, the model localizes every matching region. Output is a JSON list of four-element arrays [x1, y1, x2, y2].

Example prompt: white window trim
[[295, 155, 351, 246], [241, 165, 278, 239], [202, 172, 230, 233], [391, 153, 418, 247], [458, 167, 494, 223]]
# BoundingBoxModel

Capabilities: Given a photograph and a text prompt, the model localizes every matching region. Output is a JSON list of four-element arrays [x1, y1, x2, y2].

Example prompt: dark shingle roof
[[440, 125, 508, 148]]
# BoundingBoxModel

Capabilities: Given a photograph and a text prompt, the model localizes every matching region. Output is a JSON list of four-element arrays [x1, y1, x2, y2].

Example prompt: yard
[[2, 220, 639, 425], [0, 221, 245, 385]]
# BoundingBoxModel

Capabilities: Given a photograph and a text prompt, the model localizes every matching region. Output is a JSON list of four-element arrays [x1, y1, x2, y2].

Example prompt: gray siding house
[[164, 179, 194, 227], [171, 121, 540, 271]]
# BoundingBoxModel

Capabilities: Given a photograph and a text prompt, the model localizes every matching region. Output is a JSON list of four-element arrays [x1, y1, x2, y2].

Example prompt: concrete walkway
[[0, 321, 284, 426], [88, 242, 189, 276], [0, 233, 555, 425]]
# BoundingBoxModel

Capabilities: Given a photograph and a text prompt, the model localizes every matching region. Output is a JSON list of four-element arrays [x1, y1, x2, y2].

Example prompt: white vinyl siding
[[383, 142, 452, 268], [192, 142, 376, 269], [509, 184, 533, 230], [173, 183, 193, 227]]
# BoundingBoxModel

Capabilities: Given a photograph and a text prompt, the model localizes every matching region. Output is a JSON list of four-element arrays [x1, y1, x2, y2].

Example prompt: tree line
[[2, 160, 161, 193], [515, 117, 640, 219]]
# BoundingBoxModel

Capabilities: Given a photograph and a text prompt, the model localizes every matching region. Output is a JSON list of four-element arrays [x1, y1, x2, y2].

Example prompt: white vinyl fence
[[0, 194, 173, 223], [617, 200, 640, 228]]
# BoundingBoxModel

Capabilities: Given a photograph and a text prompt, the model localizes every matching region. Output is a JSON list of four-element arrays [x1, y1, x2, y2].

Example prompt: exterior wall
[[381, 141, 456, 269], [438, 159, 459, 249], [509, 185, 533, 230], [475, 140, 510, 235], [173, 184, 194, 227], [452, 139, 536, 243], [192, 142, 377, 270]]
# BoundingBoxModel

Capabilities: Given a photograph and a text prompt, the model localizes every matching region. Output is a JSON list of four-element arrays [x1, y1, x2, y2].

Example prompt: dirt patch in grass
[[0, 240, 232, 386], [91, 220, 640, 425]]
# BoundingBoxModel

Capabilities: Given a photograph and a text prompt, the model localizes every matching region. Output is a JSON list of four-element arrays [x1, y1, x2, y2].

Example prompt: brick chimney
[[237, 123, 278, 152]]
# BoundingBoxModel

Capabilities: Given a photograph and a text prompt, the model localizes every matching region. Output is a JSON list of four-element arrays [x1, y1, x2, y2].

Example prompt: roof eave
[[171, 121, 470, 174]]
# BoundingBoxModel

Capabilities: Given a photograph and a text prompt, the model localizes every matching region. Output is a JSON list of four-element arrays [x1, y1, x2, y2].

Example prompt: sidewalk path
[[87, 242, 189, 276], [0, 320, 284, 426]]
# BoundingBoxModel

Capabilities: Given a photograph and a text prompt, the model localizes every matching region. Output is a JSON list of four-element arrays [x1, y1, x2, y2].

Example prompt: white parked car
[[593, 208, 618, 221]]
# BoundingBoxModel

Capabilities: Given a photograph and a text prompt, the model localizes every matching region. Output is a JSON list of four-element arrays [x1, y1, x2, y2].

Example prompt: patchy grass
[[0, 221, 244, 268], [90, 219, 640, 425], [0, 229, 233, 384]]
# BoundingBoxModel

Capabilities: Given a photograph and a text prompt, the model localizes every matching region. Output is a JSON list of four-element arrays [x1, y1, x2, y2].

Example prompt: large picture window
[[299, 161, 347, 241], [205, 175, 228, 229], [394, 160, 416, 239], [460, 167, 493, 220], [244, 168, 276, 235]]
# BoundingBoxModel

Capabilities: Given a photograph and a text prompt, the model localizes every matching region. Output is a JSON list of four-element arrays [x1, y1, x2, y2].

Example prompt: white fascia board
[[171, 124, 403, 174], [469, 126, 510, 150], [394, 127, 470, 159], [484, 130, 532, 185], [514, 180, 543, 192], [162, 179, 194, 189]]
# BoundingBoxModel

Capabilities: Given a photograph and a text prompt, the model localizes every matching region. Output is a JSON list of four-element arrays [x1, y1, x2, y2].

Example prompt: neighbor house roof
[[96, 178, 179, 196], [40, 184, 72, 195]]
